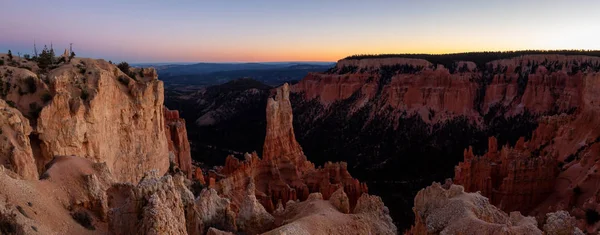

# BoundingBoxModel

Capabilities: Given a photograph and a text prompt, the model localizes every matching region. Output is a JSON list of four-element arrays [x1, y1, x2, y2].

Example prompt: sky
[[1, 0, 599, 63]]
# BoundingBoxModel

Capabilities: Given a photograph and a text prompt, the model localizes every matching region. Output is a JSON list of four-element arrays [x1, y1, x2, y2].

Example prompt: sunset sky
[[1, 0, 599, 63]]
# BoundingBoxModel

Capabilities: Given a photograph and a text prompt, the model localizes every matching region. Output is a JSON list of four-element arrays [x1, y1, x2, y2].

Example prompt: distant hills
[[151, 62, 334, 86]]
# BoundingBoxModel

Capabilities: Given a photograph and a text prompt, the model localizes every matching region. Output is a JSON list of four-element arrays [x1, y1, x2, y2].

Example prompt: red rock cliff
[[454, 137, 559, 214], [293, 55, 600, 123], [164, 107, 192, 178], [212, 83, 367, 213]]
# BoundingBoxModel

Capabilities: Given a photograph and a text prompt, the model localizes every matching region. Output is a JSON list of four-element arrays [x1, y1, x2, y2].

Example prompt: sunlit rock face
[[34, 58, 169, 183]]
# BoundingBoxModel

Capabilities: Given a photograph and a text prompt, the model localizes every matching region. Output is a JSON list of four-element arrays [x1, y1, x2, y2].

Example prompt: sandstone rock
[[329, 187, 350, 213], [408, 182, 542, 234], [36, 58, 169, 183], [195, 188, 237, 233], [454, 136, 559, 214], [164, 107, 192, 178], [107, 171, 189, 235], [265, 192, 396, 235], [0, 99, 38, 180], [215, 84, 367, 213], [353, 194, 396, 234], [236, 182, 275, 234], [543, 211, 584, 235]]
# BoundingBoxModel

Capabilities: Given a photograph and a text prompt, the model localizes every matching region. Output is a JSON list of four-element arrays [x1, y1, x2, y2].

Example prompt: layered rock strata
[[164, 107, 193, 178], [213, 83, 367, 213]]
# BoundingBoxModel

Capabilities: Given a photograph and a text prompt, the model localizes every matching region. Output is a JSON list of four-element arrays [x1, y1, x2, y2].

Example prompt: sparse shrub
[[586, 209, 600, 225], [57, 56, 66, 64], [69, 51, 76, 62], [7, 50, 13, 61], [118, 76, 130, 86], [71, 211, 95, 230], [0, 59, 4, 66], [23, 54, 31, 60], [79, 67, 86, 74], [117, 62, 131, 74], [139, 68, 144, 78]]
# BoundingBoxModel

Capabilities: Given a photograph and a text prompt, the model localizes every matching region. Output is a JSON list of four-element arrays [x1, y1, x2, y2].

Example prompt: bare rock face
[[164, 107, 192, 178], [407, 182, 542, 235], [195, 188, 237, 233], [263, 83, 309, 167], [236, 182, 275, 234], [329, 187, 350, 213], [107, 171, 189, 235], [36, 58, 169, 183], [264, 192, 397, 235], [543, 211, 584, 235], [214, 84, 367, 213], [454, 136, 559, 213], [0, 99, 38, 180]]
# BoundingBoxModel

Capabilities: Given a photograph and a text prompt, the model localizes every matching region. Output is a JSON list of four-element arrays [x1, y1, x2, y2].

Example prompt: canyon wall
[[164, 107, 193, 178], [212, 83, 368, 214]]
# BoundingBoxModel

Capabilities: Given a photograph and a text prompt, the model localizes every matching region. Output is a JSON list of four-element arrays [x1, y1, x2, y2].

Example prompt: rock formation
[[454, 136, 559, 213], [265, 192, 396, 235], [407, 182, 542, 234], [164, 107, 193, 178], [0, 99, 38, 180], [212, 83, 367, 214], [35, 58, 169, 183], [107, 171, 190, 235]]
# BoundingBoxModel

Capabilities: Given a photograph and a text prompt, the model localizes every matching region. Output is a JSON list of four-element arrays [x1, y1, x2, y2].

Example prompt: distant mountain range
[[154, 62, 334, 86]]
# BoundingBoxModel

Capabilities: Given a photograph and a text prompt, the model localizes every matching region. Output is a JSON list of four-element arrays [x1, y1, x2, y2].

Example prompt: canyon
[[0, 53, 395, 234], [165, 51, 600, 232]]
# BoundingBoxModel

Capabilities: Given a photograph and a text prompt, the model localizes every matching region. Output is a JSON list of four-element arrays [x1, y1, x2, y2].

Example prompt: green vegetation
[[117, 62, 137, 80], [69, 51, 76, 62], [0, 59, 4, 66], [36, 45, 56, 71], [118, 76, 130, 86]]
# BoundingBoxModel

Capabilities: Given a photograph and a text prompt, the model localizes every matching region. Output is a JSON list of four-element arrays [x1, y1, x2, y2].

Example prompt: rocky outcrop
[[329, 187, 350, 213], [543, 210, 584, 235], [107, 171, 190, 235], [0, 99, 38, 180], [454, 136, 559, 213], [236, 182, 275, 234], [293, 55, 600, 122], [407, 182, 542, 234], [164, 107, 192, 178], [213, 84, 367, 213], [35, 58, 169, 183], [264, 191, 397, 235], [195, 188, 237, 233]]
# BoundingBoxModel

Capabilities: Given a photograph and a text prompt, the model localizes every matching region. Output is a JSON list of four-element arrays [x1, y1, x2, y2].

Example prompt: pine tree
[[7, 50, 13, 61]]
